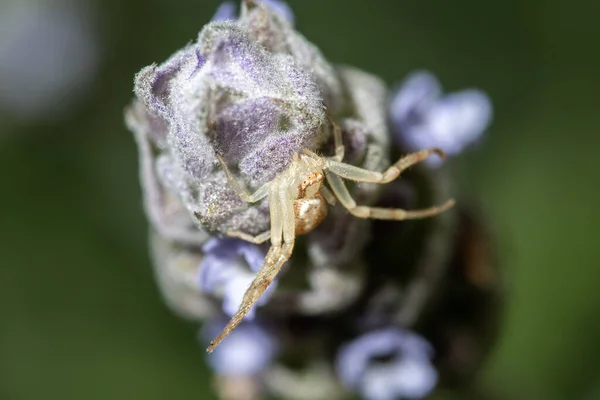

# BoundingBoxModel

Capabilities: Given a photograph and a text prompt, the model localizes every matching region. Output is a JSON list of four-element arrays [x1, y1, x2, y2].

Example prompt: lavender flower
[[201, 317, 279, 377], [390, 70, 492, 167], [127, 2, 501, 399], [0, 0, 100, 120], [200, 238, 276, 318], [336, 328, 438, 400], [131, 1, 341, 235], [213, 0, 295, 24]]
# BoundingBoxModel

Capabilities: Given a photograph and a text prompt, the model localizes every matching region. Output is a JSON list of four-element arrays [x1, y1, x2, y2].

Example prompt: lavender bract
[[126, 1, 499, 399], [132, 4, 330, 235]]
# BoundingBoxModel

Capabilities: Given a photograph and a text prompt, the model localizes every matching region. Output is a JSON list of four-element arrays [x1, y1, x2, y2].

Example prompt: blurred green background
[[1, 0, 599, 399]]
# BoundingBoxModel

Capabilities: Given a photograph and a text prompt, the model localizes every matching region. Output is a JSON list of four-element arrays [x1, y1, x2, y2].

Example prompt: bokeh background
[[1, 0, 598, 399]]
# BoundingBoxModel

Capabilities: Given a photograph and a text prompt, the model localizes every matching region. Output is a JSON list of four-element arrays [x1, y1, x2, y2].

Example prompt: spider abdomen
[[293, 194, 328, 235]]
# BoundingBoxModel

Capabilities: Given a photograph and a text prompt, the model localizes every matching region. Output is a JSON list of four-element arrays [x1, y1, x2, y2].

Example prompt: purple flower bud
[[390, 70, 492, 167], [201, 317, 279, 377], [336, 328, 438, 400], [199, 238, 276, 318], [212, 0, 295, 24], [131, 9, 333, 234], [212, 2, 238, 21]]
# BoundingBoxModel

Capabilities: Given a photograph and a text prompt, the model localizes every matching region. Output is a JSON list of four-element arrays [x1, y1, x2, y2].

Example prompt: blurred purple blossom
[[201, 317, 279, 377], [212, 0, 295, 24], [199, 238, 276, 318], [336, 328, 438, 400], [0, 0, 100, 120], [390, 70, 492, 167]]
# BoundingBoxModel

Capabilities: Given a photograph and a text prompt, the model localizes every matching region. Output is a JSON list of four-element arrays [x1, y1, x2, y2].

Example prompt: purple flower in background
[[0, 0, 100, 120], [390, 70, 492, 167], [212, 0, 295, 24], [200, 238, 276, 319], [201, 317, 279, 376], [336, 328, 438, 400]]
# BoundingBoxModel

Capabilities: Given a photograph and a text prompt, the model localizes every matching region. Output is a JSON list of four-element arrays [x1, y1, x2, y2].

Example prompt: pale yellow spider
[[207, 122, 455, 353]]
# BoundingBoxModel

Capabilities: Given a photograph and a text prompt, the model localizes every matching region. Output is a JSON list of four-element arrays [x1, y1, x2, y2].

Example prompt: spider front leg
[[217, 154, 270, 203], [325, 148, 446, 184], [326, 109, 344, 162], [207, 180, 296, 353], [325, 169, 455, 220], [206, 243, 293, 353]]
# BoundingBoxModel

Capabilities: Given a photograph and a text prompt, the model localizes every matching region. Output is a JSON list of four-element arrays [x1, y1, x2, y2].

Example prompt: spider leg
[[217, 154, 270, 203], [325, 170, 455, 220], [301, 148, 322, 159], [226, 230, 271, 244], [320, 186, 337, 205], [207, 180, 296, 353], [206, 242, 293, 353], [325, 148, 446, 184], [325, 108, 344, 162]]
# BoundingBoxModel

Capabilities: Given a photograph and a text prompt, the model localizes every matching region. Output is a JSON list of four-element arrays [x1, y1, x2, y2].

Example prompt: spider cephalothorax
[[207, 120, 455, 352]]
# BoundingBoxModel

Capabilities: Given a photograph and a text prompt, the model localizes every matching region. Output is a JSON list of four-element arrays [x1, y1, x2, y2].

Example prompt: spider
[[207, 120, 455, 353]]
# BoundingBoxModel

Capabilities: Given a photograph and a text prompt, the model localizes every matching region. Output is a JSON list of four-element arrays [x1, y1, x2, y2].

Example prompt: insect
[[207, 119, 455, 353]]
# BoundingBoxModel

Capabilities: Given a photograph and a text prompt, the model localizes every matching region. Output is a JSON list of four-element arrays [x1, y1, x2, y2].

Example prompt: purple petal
[[219, 272, 278, 319], [390, 70, 492, 167], [202, 237, 238, 258], [235, 241, 267, 272], [199, 238, 272, 317], [389, 71, 441, 130], [388, 358, 438, 399], [426, 89, 492, 152], [199, 254, 239, 292], [221, 273, 257, 318], [335, 328, 436, 397], [212, 2, 238, 21], [201, 318, 279, 377], [201, 238, 266, 270]]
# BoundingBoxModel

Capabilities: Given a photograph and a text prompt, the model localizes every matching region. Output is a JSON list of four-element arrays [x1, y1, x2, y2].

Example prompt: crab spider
[[206, 123, 455, 353]]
